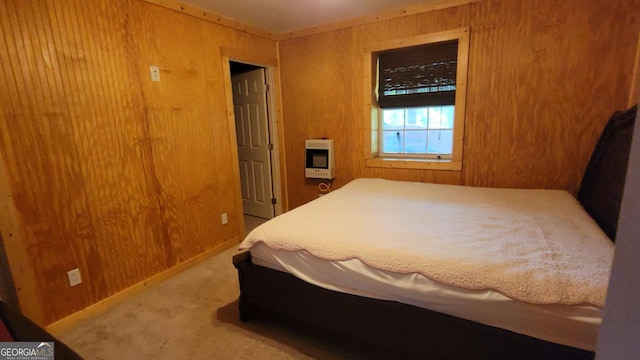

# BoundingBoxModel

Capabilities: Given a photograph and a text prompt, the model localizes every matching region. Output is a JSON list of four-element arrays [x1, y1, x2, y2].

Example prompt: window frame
[[363, 28, 470, 171]]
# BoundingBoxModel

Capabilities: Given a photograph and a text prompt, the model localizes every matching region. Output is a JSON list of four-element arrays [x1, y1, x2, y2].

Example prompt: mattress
[[240, 178, 613, 351]]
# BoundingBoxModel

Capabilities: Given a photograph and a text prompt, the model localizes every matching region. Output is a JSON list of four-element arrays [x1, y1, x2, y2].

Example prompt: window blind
[[377, 40, 458, 108]]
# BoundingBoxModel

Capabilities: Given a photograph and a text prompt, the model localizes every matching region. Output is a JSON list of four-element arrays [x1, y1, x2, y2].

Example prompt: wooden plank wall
[[0, 0, 277, 325], [279, 0, 640, 208]]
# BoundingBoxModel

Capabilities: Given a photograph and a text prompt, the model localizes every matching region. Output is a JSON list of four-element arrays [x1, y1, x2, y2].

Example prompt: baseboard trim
[[46, 238, 240, 335]]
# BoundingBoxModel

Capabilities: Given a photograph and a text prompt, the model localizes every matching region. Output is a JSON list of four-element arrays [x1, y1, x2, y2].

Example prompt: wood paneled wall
[[279, 0, 640, 209], [0, 0, 277, 325]]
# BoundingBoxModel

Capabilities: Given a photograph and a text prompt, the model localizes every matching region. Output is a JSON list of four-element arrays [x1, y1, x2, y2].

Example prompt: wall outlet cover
[[149, 65, 160, 82], [67, 268, 82, 287]]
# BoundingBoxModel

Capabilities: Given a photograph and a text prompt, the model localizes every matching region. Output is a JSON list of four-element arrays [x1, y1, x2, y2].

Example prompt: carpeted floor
[[56, 217, 383, 359]]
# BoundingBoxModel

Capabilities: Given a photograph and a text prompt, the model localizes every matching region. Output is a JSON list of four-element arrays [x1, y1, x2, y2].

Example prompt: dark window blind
[[377, 40, 458, 108]]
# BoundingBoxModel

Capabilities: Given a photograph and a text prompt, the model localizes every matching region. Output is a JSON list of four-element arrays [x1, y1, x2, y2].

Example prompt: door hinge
[[268, 143, 274, 150], [271, 198, 277, 205], [264, 84, 269, 92]]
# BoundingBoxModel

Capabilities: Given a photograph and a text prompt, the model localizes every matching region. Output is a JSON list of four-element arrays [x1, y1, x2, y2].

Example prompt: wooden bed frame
[[233, 105, 636, 360]]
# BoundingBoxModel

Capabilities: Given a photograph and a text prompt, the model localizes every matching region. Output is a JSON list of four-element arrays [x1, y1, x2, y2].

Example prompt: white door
[[232, 68, 274, 219]]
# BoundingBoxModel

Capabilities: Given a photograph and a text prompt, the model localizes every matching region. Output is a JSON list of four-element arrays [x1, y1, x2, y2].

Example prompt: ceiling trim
[[143, 0, 482, 42], [275, 0, 482, 41], [142, 0, 277, 40]]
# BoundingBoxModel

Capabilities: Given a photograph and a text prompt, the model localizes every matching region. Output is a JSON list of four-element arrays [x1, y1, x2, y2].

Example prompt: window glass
[[382, 130, 404, 153], [382, 109, 405, 130], [381, 106, 454, 156], [427, 129, 453, 155], [405, 130, 428, 154]]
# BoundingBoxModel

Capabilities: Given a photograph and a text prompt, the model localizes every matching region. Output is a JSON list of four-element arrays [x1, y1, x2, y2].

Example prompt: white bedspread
[[240, 178, 613, 308]]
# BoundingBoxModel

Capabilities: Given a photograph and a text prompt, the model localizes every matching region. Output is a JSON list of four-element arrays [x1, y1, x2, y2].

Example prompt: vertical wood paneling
[[0, 0, 277, 325], [279, 0, 640, 209], [280, 28, 355, 207]]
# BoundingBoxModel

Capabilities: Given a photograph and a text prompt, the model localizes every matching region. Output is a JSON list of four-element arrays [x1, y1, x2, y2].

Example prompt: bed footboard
[[232, 251, 593, 360]]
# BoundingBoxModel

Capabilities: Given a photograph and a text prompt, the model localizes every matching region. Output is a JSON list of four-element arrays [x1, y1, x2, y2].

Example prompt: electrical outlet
[[149, 65, 160, 82], [221, 213, 228, 225], [67, 268, 82, 287]]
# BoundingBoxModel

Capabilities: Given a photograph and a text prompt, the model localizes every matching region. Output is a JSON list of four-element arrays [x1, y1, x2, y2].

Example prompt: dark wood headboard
[[578, 105, 637, 241]]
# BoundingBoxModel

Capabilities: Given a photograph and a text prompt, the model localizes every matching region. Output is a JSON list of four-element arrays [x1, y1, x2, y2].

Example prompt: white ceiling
[[181, 0, 442, 34]]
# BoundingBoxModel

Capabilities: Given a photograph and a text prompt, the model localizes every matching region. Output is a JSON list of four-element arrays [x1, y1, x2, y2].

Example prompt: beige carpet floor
[[56, 218, 384, 359]]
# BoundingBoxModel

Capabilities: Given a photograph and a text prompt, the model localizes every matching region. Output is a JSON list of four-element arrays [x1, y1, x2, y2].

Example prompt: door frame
[[221, 48, 287, 236], [0, 233, 19, 310], [0, 144, 30, 314]]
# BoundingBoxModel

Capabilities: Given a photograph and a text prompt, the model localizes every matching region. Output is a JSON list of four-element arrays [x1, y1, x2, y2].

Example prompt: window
[[381, 106, 455, 158], [364, 28, 469, 170], [378, 40, 458, 159]]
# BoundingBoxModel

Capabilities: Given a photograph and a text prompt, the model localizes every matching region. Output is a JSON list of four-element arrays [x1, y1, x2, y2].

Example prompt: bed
[[233, 105, 636, 359]]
